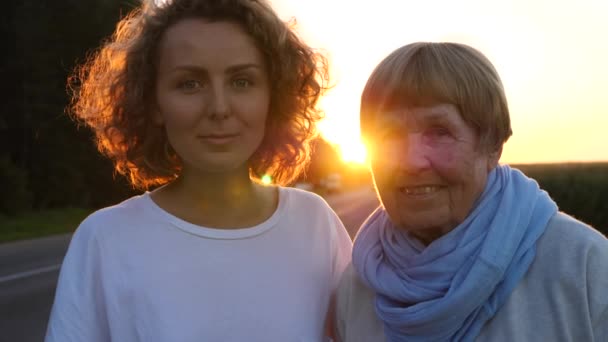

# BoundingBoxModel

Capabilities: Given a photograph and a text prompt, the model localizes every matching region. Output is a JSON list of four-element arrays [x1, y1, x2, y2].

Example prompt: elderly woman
[[335, 42, 608, 341]]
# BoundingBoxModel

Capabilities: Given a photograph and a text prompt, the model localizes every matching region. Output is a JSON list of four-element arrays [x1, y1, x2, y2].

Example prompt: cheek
[[371, 165, 398, 207], [164, 116, 194, 130], [247, 116, 268, 147], [370, 163, 389, 192], [159, 97, 204, 127], [238, 101, 269, 130], [426, 145, 457, 171], [372, 173, 395, 209], [426, 145, 481, 187]]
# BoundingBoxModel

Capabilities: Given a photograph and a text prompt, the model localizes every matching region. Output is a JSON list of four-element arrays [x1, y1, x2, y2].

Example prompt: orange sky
[[271, 0, 608, 165]]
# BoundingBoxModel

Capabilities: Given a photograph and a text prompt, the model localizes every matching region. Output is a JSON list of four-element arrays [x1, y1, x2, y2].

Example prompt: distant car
[[293, 182, 314, 191], [321, 173, 342, 194]]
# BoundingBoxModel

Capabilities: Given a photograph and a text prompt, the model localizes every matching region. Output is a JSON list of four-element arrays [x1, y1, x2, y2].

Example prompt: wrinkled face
[[154, 19, 270, 174], [368, 103, 500, 244]]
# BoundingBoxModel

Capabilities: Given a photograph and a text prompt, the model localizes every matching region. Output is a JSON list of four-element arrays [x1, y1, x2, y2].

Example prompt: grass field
[[0, 208, 91, 243], [514, 162, 608, 236]]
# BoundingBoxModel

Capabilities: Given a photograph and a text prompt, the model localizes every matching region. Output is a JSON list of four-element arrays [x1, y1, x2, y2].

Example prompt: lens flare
[[261, 174, 272, 185]]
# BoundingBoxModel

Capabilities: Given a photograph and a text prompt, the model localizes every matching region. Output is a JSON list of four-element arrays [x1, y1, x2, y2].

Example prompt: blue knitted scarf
[[352, 165, 558, 341]]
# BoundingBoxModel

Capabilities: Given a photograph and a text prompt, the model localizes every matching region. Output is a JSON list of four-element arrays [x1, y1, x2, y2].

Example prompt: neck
[[175, 167, 257, 207], [151, 166, 277, 229], [409, 230, 445, 246]]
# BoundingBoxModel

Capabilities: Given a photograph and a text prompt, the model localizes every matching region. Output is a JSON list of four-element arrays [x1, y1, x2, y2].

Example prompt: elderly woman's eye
[[380, 130, 402, 141], [428, 126, 451, 137]]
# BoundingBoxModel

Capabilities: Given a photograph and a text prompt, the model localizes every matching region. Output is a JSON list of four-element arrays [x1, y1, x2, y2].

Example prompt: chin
[[188, 159, 249, 174], [396, 212, 451, 233]]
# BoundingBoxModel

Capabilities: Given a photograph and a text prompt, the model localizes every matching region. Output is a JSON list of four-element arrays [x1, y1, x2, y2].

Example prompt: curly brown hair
[[69, 0, 329, 189]]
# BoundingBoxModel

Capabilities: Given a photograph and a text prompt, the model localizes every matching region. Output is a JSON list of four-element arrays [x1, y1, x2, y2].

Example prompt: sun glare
[[315, 81, 369, 165], [338, 140, 368, 164], [271, 0, 608, 165]]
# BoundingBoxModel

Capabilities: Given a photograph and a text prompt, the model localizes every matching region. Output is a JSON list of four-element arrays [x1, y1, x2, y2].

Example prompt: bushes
[[515, 162, 608, 236], [0, 157, 32, 215]]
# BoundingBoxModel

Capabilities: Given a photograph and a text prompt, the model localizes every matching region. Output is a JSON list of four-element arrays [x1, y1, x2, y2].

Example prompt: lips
[[399, 185, 442, 195], [198, 133, 239, 145]]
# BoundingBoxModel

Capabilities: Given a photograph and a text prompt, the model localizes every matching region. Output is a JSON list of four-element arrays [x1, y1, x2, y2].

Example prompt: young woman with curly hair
[[46, 0, 352, 340]]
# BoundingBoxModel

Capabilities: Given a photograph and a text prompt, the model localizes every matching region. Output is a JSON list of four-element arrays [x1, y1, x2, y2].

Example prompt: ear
[[487, 145, 503, 171]]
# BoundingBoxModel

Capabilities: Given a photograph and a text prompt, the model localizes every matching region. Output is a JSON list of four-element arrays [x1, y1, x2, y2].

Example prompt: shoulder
[[337, 263, 375, 315], [72, 193, 151, 243], [337, 263, 377, 308], [337, 263, 364, 304], [278, 186, 350, 243], [279, 186, 340, 219], [537, 212, 608, 259], [535, 211, 608, 272], [281, 186, 331, 208], [534, 212, 608, 321], [335, 263, 384, 341], [547, 211, 606, 239], [80, 194, 149, 227]]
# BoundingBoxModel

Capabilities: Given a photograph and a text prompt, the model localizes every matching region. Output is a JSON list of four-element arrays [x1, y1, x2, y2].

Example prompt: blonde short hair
[[360, 42, 512, 152]]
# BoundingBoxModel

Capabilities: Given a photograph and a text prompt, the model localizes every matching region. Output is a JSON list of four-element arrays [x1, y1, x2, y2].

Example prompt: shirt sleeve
[[595, 308, 608, 340], [334, 264, 353, 342], [588, 233, 608, 340], [325, 206, 352, 341], [329, 210, 353, 292], [45, 220, 110, 342]]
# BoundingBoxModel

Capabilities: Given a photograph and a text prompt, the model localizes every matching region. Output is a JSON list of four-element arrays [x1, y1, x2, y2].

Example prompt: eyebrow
[[375, 108, 450, 128], [423, 111, 450, 123], [226, 63, 264, 73], [169, 63, 264, 74]]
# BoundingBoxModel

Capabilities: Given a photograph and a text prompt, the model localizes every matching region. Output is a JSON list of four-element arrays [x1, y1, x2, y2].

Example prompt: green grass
[[0, 208, 91, 244], [513, 162, 608, 235]]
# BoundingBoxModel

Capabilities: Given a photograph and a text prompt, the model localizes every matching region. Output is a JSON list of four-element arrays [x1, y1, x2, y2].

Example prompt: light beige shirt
[[336, 212, 608, 342]]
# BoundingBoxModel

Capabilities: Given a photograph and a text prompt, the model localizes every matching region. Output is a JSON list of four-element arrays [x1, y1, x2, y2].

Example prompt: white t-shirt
[[46, 187, 352, 342]]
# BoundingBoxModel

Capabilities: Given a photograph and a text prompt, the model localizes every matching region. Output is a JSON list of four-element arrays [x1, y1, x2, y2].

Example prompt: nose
[[397, 134, 431, 173], [208, 84, 230, 121]]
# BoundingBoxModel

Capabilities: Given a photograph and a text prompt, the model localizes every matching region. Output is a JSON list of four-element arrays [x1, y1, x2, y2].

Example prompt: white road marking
[[0, 264, 61, 284]]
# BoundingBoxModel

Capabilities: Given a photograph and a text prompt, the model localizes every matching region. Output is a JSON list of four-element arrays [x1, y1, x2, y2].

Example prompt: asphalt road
[[324, 186, 379, 239], [0, 235, 72, 342], [0, 187, 379, 342]]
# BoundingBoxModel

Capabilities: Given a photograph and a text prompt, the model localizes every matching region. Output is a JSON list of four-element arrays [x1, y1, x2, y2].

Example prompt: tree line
[[2, 0, 154, 214]]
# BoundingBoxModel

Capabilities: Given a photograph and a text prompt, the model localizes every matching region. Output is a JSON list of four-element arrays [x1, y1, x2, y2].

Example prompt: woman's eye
[[232, 78, 251, 88], [178, 80, 201, 90]]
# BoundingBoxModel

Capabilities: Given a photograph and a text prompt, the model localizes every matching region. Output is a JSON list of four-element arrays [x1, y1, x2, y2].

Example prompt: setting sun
[[338, 140, 367, 164], [272, 0, 608, 165], [317, 90, 368, 164]]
